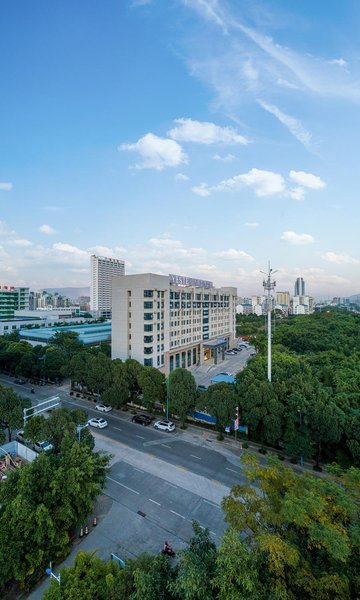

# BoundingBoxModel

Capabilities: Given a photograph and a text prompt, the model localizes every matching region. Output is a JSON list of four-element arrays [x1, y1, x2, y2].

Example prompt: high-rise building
[[90, 255, 125, 319], [112, 273, 237, 375], [276, 291, 290, 307], [0, 285, 30, 319], [294, 277, 305, 296]]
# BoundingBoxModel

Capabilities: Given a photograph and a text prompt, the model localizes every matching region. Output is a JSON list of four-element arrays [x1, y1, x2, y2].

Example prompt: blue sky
[[1, 0, 360, 297]]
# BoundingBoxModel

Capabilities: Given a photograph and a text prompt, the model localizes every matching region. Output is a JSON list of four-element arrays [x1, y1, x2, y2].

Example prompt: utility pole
[[261, 262, 277, 383]]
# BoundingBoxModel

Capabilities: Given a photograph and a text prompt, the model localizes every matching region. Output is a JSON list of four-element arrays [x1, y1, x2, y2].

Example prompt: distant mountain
[[43, 287, 90, 300]]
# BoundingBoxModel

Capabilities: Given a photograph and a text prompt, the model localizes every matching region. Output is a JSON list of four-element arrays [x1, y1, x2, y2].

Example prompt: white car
[[34, 440, 53, 453], [95, 403, 112, 413], [88, 417, 108, 429], [154, 419, 176, 432], [218, 371, 233, 377]]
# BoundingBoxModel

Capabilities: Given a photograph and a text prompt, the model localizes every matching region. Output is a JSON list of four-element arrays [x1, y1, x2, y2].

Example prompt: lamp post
[[165, 377, 169, 420], [297, 406, 304, 467], [45, 562, 60, 598], [76, 423, 88, 443]]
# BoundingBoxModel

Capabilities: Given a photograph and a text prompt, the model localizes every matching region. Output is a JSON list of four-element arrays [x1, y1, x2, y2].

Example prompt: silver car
[[154, 419, 176, 432]]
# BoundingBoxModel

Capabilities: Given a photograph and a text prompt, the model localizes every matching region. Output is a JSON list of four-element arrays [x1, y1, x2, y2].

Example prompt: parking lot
[[192, 344, 254, 389]]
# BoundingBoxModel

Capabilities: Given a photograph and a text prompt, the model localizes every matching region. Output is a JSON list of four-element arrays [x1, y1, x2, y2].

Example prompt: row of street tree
[[42, 455, 360, 599]]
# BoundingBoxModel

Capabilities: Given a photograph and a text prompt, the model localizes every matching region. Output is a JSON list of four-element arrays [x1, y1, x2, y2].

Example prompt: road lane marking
[[165, 482, 177, 489], [114, 427, 122, 432], [226, 467, 237, 473], [170, 510, 185, 519], [136, 434, 145, 440], [133, 467, 144, 473], [210, 531, 216, 536], [106, 476, 139, 495], [161, 444, 171, 449], [203, 499, 221, 509], [149, 498, 161, 506], [190, 454, 201, 460]]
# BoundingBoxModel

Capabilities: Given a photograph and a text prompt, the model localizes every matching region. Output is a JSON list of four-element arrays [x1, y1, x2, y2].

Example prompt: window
[[144, 347, 153, 355], [144, 313, 153, 320], [144, 301, 153, 309], [144, 358, 153, 367], [144, 290, 153, 297], [144, 335, 153, 343], [144, 324, 153, 332]]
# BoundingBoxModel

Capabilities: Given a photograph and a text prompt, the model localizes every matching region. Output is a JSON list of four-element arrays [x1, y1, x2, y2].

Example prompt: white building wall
[[90, 255, 125, 317]]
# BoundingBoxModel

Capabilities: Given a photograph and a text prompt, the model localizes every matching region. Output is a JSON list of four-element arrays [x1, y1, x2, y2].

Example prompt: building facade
[[90, 254, 125, 319], [294, 277, 305, 296], [112, 273, 237, 375], [0, 286, 30, 319]]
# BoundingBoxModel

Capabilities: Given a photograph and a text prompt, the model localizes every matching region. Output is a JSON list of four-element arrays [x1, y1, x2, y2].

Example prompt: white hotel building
[[90, 254, 125, 319], [112, 273, 237, 375]]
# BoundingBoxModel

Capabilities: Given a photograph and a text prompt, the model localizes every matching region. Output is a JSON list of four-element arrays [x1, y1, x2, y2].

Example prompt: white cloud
[[192, 183, 211, 197], [52, 242, 88, 257], [276, 78, 300, 90], [39, 224, 56, 235], [328, 58, 347, 68], [120, 133, 188, 170], [281, 231, 315, 245], [215, 249, 254, 261], [321, 251, 359, 265], [213, 153, 236, 162], [88, 245, 115, 257], [287, 187, 305, 201], [175, 172, 190, 181], [0, 182, 13, 191], [244, 222, 259, 228], [168, 118, 248, 145], [257, 100, 312, 149], [193, 168, 285, 197], [11, 239, 33, 247], [289, 170, 326, 189]]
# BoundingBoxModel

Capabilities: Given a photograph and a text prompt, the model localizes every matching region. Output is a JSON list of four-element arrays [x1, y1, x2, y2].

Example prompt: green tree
[[212, 528, 262, 600], [102, 359, 129, 409], [137, 366, 165, 413], [168, 368, 197, 427], [0, 385, 30, 441], [222, 453, 360, 599], [42, 550, 122, 600], [23, 414, 47, 445], [199, 382, 237, 440], [124, 358, 144, 402], [44, 407, 94, 452], [307, 388, 345, 468], [172, 521, 217, 600]]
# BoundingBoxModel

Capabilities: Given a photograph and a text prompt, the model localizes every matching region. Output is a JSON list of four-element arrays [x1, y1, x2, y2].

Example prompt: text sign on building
[[169, 274, 213, 288]]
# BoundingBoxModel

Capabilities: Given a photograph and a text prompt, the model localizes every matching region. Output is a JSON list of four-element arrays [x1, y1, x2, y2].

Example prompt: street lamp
[[165, 377, 169, 420], [297, 406, 304, 467], [76, 423, 88, 443], [45, 562, 60, 597]]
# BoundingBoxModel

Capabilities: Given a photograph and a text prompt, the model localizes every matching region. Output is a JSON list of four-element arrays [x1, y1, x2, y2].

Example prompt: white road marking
[[210, 531, 216, 536], [226, 467, 237, 473], [106, 476, 139, 495], [165, 482, 177, 489], [133, 467, 144, 473], [190, 454, 202, 460], [136, 434, 145, 440], [203, 499, 221, 509], [149, 498, 161, 506], [113, 427, 122, 432], [161, 444, 171, 449], [170, 509, 185, 519]]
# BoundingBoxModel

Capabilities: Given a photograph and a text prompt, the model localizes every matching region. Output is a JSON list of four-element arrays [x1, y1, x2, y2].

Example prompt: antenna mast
[[262, 262, 277, 382]]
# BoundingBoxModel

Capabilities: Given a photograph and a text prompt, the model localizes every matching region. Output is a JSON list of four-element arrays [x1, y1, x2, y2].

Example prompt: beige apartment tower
[[112, 273, 237, 375]]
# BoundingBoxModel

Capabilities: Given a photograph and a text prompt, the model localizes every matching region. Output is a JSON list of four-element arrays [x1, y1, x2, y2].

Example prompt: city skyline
[[1, 1, 360, 296]]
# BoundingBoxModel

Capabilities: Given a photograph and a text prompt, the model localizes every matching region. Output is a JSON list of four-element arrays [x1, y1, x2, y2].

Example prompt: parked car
[[87, 417, 108, 429], [218, 371, 233, 377], [238, 344, 248, 349], [16, 430, 28, 444], [230, 348, 240, 353], [154, 419, 176, 432], [34, 440, 53, 453], [95, 403, 112, 413], [131, 414, 152, 426], [197, 384, 208, 392], [14, 378, 26, 384], [225, 350, 235, 355]]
